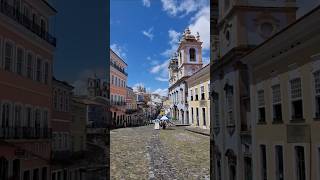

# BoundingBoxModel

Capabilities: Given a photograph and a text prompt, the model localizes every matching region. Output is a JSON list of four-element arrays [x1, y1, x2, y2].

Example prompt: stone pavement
[[110, 125, 210, 180]]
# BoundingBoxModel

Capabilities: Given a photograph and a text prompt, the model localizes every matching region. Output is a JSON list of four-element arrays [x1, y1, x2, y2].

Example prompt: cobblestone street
[[110, 125, 210, 180]]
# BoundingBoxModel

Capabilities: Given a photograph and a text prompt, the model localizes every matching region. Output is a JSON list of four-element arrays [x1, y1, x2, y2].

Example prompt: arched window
[[189, 48, 196, 62]]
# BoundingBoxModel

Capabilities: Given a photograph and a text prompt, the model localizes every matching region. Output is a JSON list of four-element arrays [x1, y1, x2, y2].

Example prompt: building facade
[[168, 28, 203, 124], [125, 86, 138, 126], [0, 0, 56, 179], [211, 0, 297, 179], [187, 64, 210, 129], [51, 78, 74, 180], [110, 48, 127, 128], [243, 6, 320, 180]]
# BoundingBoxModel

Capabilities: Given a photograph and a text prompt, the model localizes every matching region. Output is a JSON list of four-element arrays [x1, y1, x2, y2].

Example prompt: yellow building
[[244, 6, 320, 180], [186, 64, 210, 129]]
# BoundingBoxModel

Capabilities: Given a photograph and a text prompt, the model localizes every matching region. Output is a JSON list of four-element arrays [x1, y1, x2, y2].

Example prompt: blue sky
[[110, 0, 210, 96], [51, 0, 108, 94]]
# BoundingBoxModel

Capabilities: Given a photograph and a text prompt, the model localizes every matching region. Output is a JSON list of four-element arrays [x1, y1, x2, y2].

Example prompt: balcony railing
[[0, 2, 56, 46], [110, 101, 126, 106], [0, 127, 51, 139], [110, 61, 128, 76]]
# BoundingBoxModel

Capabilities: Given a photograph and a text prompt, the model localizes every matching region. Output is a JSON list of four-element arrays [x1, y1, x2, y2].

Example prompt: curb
[[184, 128, 210, 136]]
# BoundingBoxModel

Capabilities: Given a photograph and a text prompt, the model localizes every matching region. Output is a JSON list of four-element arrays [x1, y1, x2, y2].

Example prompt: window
[[41, 167, 47, 180], [260, 145, 267, 180], [208, 83, 210, 100], [257, 90, 266, 123], [272, 85, 282, 122], [115, 77, 118, 86], [191, 108, 194, 123], [214, 93, 220, 127], [290, 78, 303, 120], [196, 108, 199, 126], [1, 103, 10, 128], [111, 75, 114, 85], [44, 62, 49, 84], [40, 19, 46, 36], [202, 108, 206, 126], [36, 58, 42, 82], [34, 109, 41, 136], [64, 133, 68, 148], [33, 168, 39, 180], [26, 53, 33, 79], [295, 146, 306, 180], [59, 92, 63, 111], [65, 94, 69, 112], [195, 88, 199, 101], [16, 48, 24, 75], [26, 107, 32, 128], [314, 71, 320, 118], [226, 86, 234, 126], [217, 159, 222, 180], [201, 86, 205, 100], [14, 105, 22, 129], [190, 90, 193, 101], [4, 42, 13, 71], [189, 48, 196, 62], [43, 110, 48, 128], [275, 145, 284, 180], [23, 170, 30, 180], [53, 91, 57, 110]]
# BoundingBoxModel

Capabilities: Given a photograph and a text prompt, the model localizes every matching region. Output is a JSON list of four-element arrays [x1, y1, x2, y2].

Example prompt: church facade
[[168, 28, 203, 124]]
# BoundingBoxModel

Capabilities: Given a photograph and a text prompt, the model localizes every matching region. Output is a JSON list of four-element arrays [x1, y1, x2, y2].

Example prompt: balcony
[[0, 127, 51, 139], [110, 61, 128, 76], [110, 101, 126, 106], [0, 2, 56, 46]]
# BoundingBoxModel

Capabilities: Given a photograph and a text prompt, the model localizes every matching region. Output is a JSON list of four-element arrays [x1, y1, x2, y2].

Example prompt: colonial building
[[186, 64, 210, 129], [51, 78, 74, 180], [0, 0, 56, 179], [211, 0, 297, 179], [243, 6, 320, 180], [69, 97, 87, 179], [110, 48, 127, 128], [125, 86, 138, 126], [168, 28, 203, 124]]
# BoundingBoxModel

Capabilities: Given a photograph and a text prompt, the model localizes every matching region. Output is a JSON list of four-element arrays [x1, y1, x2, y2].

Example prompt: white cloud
[[155, 77, 168, 82], [152, 88, 168, 96], [189, 6, 210, 50], [142, 0, 151, 7], [161, 29, 181, 57], [150, 60, 170, 82], [142, 27, 154, 40], [161, 0, 207, 17], [110, 43, 126, 58]]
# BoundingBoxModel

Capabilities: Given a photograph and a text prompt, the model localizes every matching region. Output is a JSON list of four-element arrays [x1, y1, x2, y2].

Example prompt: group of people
[[159, 120, 167, 129]]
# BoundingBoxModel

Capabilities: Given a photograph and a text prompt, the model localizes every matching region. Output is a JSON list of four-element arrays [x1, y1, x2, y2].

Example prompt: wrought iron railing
[[110, 61, 128, 76], [0, 127, 52, 139], [0, 2, 56, 46]]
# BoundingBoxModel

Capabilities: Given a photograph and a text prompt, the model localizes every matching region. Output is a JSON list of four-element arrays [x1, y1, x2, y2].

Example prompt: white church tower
[[168, 28, 204, 124]]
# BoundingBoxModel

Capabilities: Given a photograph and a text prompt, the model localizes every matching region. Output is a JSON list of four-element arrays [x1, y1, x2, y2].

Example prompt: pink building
[[0, 0, 56, 179]]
